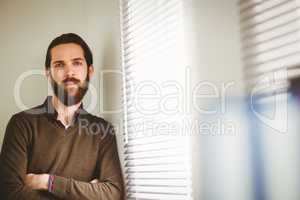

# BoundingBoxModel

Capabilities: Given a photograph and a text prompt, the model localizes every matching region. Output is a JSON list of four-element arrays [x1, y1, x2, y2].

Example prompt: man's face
[[47, 43, 93, 106]]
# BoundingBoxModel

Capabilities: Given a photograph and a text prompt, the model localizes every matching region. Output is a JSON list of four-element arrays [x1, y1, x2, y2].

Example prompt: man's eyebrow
[[52, 60, 64, 64], [52, 58, 84, 64], [72, 58, 84, 61]]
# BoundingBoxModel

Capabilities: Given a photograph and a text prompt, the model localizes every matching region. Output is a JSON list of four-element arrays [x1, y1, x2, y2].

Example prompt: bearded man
[[0, 33, 124, 200]]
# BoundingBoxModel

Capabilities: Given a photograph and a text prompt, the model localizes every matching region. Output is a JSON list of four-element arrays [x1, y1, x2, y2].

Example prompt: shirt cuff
[[49, 175, 70, 199], [48, 175, 54, 192]]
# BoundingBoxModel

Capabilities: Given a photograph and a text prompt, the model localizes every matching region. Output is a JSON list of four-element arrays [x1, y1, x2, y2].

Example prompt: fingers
[[90, 179, 99, 184], [26, 173, 34, 177]]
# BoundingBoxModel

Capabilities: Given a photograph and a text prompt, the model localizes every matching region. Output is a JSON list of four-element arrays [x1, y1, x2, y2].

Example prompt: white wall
[[184, 0, 244, 94], [0, 0, 123, 147]]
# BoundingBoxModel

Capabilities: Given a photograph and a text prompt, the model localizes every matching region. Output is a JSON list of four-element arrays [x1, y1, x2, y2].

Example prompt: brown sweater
[[0, 97, 124, 200]]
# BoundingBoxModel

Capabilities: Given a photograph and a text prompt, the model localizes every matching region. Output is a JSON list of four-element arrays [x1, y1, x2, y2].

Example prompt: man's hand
[[25, 173, 49, 190], [90, 179, 99, 184]]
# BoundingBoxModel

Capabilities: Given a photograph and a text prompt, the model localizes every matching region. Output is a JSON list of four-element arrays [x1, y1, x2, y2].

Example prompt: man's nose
[[64, 63, 75, 76]]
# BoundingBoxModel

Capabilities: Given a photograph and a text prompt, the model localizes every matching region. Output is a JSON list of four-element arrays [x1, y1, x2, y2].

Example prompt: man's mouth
[[63, 78, 80, 86], [64, 81, 77, 86]]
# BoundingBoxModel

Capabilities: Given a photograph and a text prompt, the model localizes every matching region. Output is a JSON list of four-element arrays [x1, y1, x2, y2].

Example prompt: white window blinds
[[120, 0, 192, 199], [239, 0, 300, 97]]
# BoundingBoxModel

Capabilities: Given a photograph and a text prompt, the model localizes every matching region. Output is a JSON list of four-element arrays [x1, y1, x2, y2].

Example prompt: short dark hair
[[45, 33, 93, 69]]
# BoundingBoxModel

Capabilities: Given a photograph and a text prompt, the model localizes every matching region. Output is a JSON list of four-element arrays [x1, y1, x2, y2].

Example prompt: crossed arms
[[0, 115, 124, 200]]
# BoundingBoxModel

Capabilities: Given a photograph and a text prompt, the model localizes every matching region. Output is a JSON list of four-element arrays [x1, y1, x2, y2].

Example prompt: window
[[120, 0, 192, 199], [239, 1, 300, 200], [239, 0, 300, 98]]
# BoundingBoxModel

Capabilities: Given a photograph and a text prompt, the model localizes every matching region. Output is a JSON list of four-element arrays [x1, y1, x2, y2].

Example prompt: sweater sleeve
[[0, 114, 57, 200], [50, 126, 124, 200]]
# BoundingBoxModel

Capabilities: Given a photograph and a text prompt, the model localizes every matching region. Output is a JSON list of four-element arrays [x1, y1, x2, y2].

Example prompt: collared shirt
[[43, 96, 84, 130]]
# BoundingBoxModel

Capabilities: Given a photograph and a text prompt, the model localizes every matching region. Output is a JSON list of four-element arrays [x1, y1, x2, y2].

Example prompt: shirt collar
[[43, 96, 87, 124]]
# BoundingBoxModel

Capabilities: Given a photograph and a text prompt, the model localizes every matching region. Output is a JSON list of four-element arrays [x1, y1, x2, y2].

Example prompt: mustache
[[63, 77, 80, 84]]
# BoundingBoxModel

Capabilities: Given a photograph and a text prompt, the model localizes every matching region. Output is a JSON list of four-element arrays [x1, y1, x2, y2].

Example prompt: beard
[[50, 74, 89, 107]]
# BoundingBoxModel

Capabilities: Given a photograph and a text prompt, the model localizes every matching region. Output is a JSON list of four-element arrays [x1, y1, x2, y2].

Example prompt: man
[[0, 33, 124, 199]]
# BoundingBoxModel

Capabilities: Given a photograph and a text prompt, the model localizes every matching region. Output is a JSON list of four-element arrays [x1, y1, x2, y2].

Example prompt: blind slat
[[242, 6, 299, 34], [244, 41, 300, 65], [241, 0, 295, 22], [243, 31, 300, 57], [245, 51, 300, 75], [242, 16, 300, 40]]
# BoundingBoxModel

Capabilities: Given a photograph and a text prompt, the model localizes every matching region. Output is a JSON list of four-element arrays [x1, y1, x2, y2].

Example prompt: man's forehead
[[51, 43, 85, 62]]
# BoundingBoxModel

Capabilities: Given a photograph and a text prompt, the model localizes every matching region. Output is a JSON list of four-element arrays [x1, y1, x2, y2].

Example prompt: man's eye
[[54, 63, 64, 68], [74, 61, 82, 66]]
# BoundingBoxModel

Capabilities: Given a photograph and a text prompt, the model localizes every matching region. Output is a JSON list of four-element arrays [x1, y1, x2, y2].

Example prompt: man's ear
[[88, 65, 94, 80], [45, 69, 50, 79]]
